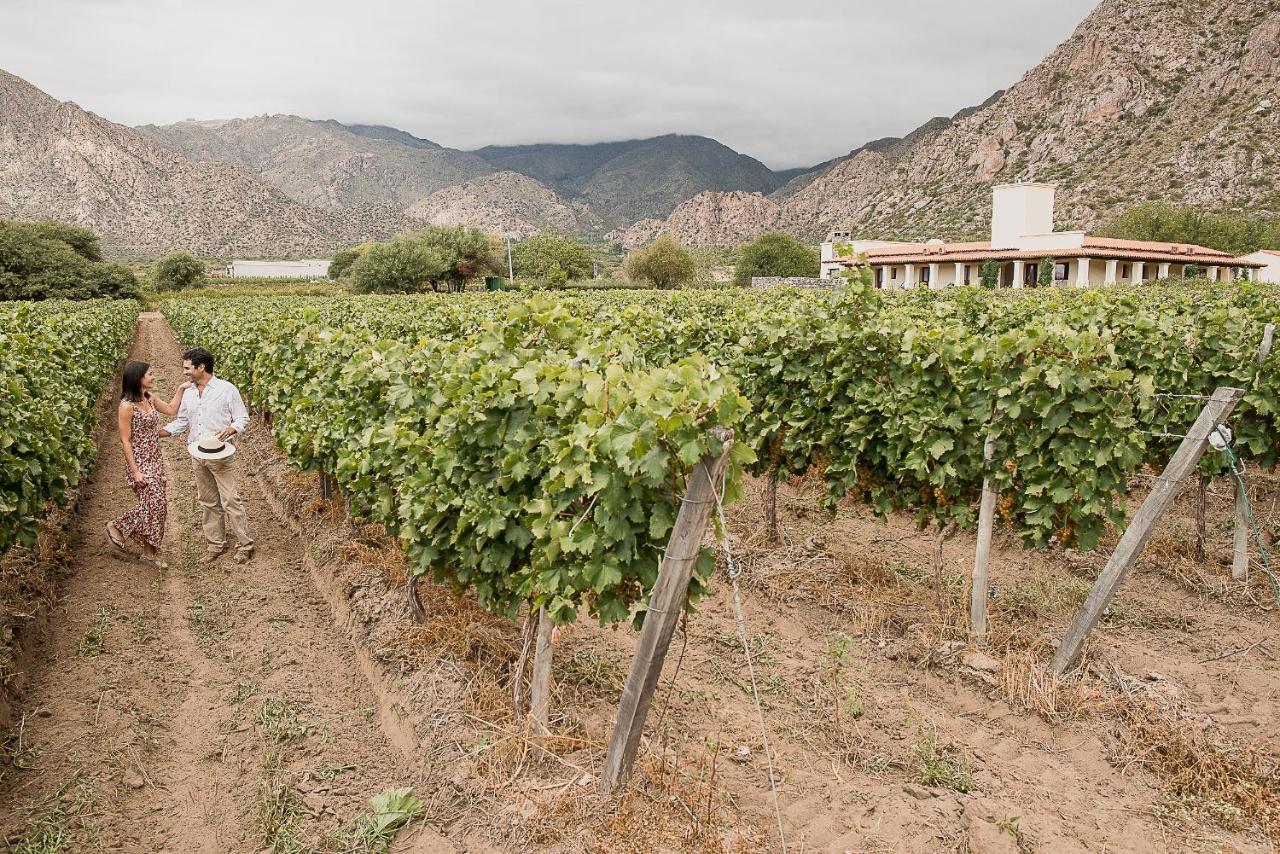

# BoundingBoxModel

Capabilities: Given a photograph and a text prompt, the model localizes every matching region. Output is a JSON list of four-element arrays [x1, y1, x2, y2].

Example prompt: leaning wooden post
[[1052, 387, 1244, 674], [528, 607, 555, 735], [1234, 324, 1275, 581], [599, 427, 734, 793], [970, 433, 999, 641]]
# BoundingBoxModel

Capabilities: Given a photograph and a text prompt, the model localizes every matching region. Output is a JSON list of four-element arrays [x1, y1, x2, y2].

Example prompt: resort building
[[820, 184, 1265, 287], [1240, 249, 1280, 284]]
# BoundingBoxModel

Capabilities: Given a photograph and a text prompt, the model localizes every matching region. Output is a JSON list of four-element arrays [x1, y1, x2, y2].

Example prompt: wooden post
[[970, 434, 998, 641], [1052, 387, 1244, 674], [1233, 324, 1275, 580], [528, 608, 555, 735], [1233, 481, 1249, 582], [599, 428, 734, 793]]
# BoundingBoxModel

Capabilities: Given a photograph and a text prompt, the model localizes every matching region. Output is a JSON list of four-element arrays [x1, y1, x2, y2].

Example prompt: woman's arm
[[117, 403, 143, 483], [150, 382, 191, 417]]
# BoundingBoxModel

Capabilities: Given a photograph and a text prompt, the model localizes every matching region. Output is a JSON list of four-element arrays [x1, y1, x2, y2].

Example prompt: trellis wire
[[1216, 423, 1280, 605], [707, 469, 787, 853]]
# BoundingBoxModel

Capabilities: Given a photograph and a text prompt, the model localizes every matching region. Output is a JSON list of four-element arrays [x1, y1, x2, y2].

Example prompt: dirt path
[[0, 313, 427, 851]]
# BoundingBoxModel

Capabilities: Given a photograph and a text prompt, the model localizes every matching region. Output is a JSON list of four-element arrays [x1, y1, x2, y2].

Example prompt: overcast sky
[[3, 0, 1098, 169]]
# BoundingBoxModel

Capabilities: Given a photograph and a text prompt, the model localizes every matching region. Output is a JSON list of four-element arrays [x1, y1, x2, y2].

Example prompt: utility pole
[[505, 234, 514, 281]]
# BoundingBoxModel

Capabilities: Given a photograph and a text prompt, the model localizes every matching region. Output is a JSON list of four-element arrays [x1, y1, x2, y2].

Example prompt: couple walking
[[105, 347, 254, 570]]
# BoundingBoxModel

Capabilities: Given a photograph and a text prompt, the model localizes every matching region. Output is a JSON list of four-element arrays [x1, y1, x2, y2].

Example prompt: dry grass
[[998, 644, 1114, 724], [521, 747, 764, 853], [1114, 697, 1280, 841]]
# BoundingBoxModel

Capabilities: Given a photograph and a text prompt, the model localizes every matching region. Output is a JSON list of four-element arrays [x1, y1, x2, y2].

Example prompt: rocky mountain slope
[[137, 115, 496, 209], [405, 171, 600, 235], [474, 134, 803, 228], [644, 0, 1280, 245], [0, 70, 397, 257]]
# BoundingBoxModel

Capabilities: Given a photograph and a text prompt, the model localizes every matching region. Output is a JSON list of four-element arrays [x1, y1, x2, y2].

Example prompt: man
[[159, 347, 254, 564]]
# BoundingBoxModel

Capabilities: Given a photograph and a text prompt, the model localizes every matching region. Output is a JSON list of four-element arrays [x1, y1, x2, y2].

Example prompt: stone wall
[[750, 276, 832, 290]]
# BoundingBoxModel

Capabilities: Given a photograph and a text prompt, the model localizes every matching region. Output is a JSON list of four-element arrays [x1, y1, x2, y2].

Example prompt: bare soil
[[2, 312, 1278, 852]]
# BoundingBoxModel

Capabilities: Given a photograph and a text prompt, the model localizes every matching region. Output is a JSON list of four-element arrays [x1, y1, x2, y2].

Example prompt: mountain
[[0, 70, 396, 257], [137, 115, 496, 209], [473, 134, 806, 228], [642, 0, 1280, 245], [405, 171, 601, 235]]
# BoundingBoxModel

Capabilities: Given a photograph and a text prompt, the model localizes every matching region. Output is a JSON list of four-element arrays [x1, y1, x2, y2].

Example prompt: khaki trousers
[[192, 456, 253, 553]]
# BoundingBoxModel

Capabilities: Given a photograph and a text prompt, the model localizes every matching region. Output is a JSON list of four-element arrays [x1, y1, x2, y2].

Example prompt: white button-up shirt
[[165, 375, 250, 447]]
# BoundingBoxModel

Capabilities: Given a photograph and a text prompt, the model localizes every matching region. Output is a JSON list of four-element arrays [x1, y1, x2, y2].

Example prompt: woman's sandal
[[138, 554, 168, 571], [105, 524, 126, 551]]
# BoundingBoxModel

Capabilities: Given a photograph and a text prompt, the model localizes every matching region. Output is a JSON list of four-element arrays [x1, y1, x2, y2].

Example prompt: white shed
[[225, 259, 331, 278]]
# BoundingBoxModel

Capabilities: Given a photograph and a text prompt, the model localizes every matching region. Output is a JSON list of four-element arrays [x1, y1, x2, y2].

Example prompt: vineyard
[[3, 283, 1280, 850], [0, 299, 137, 556], [162, 281, 1280, 567]]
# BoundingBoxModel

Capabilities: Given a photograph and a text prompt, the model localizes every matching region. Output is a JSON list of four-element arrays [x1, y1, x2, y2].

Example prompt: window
[[891, 267, 898, 280], [1121, 263, 1131, 279], [920, 266, 931, 284], [963, 264, 971, 285], [1024, 264, 1037, 285], [1054, 262, 1069, 281], [875, 267, 883, 287]]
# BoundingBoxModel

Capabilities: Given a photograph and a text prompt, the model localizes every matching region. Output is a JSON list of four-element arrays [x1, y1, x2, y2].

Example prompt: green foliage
[[0, 221, 139, 301], [339, 787, 425, 852], [163, 281, 1280, 577], [979, 260, 1000, 289], [733, 232, 818, 286], [1102, 201, 1280, 255], [0, 300, 138, 558], [624, 235, 695, 289], [347, 237, 448, 294], [545, 261, 569, 287], [1037, 257, 1055, 287], [1184, 263, 1202, 279], [513, 231, 593, 281], [162, 294, 753, 628], [150, 251, 206, 292], [414, 224, 503, 292], [328, 247, 364, 280]]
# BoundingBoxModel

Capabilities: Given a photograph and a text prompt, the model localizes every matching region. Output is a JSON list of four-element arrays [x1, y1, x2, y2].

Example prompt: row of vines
[[166, 281, 1280, 569], [0, 299, 138, 557]]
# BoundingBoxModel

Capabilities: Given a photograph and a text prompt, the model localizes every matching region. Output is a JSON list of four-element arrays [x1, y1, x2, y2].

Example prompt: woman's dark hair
[[183, 347, 215, 374], [121, 361, 150, 403]]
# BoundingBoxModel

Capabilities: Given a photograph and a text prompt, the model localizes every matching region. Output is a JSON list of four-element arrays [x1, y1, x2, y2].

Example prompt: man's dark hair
[[183, 347, 215, 374]]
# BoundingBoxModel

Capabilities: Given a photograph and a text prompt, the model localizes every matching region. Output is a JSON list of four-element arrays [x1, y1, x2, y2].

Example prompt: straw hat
[[190, 432, 237, 461]]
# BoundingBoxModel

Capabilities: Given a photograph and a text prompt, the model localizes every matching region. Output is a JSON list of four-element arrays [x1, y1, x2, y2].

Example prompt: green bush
[[979, 260, 1000, 289], [150, 252, 206, 292], [624, 235, 695, 289], [328, 247, 363, 280], [513, 232, 593, 280], [348, 237, 448, 294], [0, 220, 139, 301], [733, 233, 818, 286]]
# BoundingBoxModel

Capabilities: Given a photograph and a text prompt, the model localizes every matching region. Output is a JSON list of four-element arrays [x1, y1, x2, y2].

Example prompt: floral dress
[[111, 403, 167, 548]]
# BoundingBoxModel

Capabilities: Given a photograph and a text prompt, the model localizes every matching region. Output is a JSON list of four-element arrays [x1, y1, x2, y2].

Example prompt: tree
[[624, 235, 695, 289], [513, 231, 593, 281], [732, 233, 818, 286], [979, 259, 1000, 288], [0, 220, 138, 301], [545, 261, 569, 287], [150, 252, 206, 291], [1102, 201, 1280, 256], [1037, 257, 1055, 287], [328, 247, 363, 280], [1183, 263, 1202, 279], [414, 225, 503, 292], [347, 236, 448, 294]]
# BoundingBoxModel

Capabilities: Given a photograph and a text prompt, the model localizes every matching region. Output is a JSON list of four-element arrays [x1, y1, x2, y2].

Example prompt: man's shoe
[[200, 545, 228, 565], [235, 547, 254, 565]]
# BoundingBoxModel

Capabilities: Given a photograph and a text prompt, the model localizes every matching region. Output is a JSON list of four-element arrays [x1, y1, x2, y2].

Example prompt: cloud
[[2, 0, 1099, 168]]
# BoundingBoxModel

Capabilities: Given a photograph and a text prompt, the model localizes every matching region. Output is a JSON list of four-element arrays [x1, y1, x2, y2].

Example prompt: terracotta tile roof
[[829, 235, 1266, 268], [1080, 236, 1236, 259]]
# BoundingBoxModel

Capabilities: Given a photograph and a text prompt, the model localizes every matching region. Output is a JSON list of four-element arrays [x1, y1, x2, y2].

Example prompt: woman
[[105, 362, 189, 569]]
